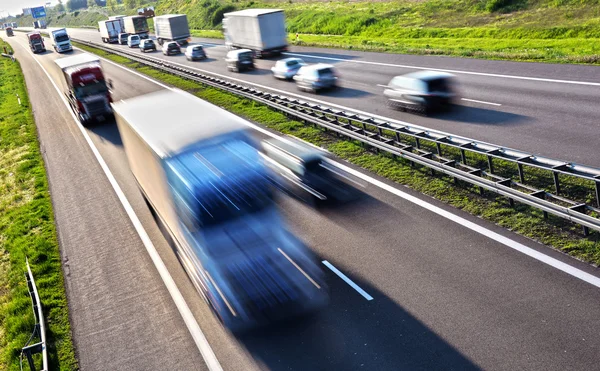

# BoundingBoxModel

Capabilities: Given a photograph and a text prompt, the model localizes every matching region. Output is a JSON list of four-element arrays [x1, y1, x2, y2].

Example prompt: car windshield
[[168, 44, 178, 49], [193, 46, 203, 51], [286, 60, 299, 67], [131, 36, 139, 41], [426, 78, 451, 93], [74, 80, 108, 99], [318, 67, 334, 76], [239, 52, 252, 61], [55, 34, 69, 42]]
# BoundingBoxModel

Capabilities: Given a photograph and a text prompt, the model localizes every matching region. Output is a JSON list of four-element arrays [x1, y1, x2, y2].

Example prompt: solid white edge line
[[283, 51, 600, 87], [322, 261, 373, 301], [16, 41, 224, 371], [461, 98, 502, 106], [74, 37, 600, 290]]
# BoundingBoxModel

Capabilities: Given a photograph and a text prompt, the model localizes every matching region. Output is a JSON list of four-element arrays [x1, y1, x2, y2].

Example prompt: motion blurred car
[[118, 33, 129, 45], [262, 137, 363, 206], [139, 39, 156, 52], [383, 71, 456, 114], [162, 41, 181, 56], [225, 49, 255, 72], [293, 64, 338, 93], [185, 44, 206, 61], [127, 34, 140, 48], [271, 58, 306, 80]]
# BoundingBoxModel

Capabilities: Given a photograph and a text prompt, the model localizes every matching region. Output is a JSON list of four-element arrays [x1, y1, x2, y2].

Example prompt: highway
[[6, 31, 600, 371], [65, 27, 600, 166]]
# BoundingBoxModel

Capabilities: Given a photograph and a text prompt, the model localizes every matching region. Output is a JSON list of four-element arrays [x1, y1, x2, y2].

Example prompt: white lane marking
[[322, 261, 373, 301], [278, 248, 321, 289], [16, 41, 224, 371], [80, 39, 600, 290], [284, 51, 600, 87], [327, 159, 600, 289], [461, 98, 502, 106]]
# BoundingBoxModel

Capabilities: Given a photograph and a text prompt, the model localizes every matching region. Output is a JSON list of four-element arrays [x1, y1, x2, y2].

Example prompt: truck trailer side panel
[[154, 14, 190, 43], [257, 12, 287, 51]]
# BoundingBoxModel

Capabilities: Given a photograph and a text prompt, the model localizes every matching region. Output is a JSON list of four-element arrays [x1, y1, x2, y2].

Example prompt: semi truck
[[108, 15, 126, 29], [153, 14, 190, 46], [11, 22, 17, 28], [98, 19, 123, 43], [223, 9, 288, 58], [27, 32, 46, 53], [55, 53, 113, 126], [33, 19, 46, 29], [4, 27, 13, 37], [122, 15, 149, 39], [51, 28, 72, 52], [113, 89, 328, 332]]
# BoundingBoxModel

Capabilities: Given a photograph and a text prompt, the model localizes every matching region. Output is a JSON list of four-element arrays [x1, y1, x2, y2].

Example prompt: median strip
[[72, 40, 600, 268]]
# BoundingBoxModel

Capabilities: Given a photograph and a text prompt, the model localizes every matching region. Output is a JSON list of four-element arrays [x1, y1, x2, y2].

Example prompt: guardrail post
[[595, 180, 600, 208], [487, 155, 494, 174], [436, 142, 442, 157], [583, 226, 590, 236], [517, 163, 525, 183], [553, 172, 561, 194], [460, 149, 467, 165], [415, 137, 421, 150]]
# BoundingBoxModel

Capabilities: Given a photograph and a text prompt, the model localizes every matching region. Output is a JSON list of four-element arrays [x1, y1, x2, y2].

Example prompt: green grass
[[75, 40, 600, 266], [0, 39, 77, 371], [7, 0, 600, 64]]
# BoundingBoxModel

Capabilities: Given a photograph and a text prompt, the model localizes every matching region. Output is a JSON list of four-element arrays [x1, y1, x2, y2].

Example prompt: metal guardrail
[[73, 38, 600, 234], [21, 259, 48, 371]]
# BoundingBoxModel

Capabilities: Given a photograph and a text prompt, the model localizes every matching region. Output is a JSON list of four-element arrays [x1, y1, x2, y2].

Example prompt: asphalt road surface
[[6, 31, 600, 371], [62, 27, 600, 167]]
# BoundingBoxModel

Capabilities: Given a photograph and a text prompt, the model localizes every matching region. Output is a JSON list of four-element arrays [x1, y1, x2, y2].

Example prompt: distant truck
[[11, 22, 17, 28], [55, 53, 113, 126], [153, 14, 190, 46], [223, 9, 288, 58], [108, 15, 126, 29], [122, 15, 149, 39], [51, 28, 72, 53], [98, 19, 123, 43], [113, 89, 328, 332], [33, 20, 46, 29], [5, 27, 13, 37], [27, 32, 46, 53]]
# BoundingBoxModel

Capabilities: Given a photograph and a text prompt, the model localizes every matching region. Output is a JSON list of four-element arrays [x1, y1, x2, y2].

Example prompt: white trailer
[[98, 19, 123, 43], [154, 14, 190, 45], [223, 9, 288, 58], [122, 15, 149, 39]]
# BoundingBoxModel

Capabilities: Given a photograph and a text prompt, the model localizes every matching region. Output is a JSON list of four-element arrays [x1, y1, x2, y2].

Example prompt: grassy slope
[[74, 40, 600, 267], [0, 40, 77, 371]]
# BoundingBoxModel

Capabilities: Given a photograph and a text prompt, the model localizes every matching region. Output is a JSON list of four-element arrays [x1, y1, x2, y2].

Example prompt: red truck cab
[[5, 27, 13, 37], [55, 53, 113, 126], [27, 32, 46, 53]]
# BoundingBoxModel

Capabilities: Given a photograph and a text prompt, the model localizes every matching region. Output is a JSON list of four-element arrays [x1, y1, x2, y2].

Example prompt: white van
[[127, 34, 140, 48]]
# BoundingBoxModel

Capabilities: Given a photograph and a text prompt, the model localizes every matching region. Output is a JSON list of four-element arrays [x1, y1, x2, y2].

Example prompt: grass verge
[[0, 39, 78, 370], [73, 41, 600, 266]]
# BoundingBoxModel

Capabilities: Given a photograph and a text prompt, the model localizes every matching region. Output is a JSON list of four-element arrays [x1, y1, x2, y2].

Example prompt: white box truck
[[122, 15, 149, 39], [108, 15, 126, 29], [98, 19, 123, 43], [223, 9, 288, 58], [51, 28, 72, 53], [154, 14, 190, 46], [113, 89, 328, 332]]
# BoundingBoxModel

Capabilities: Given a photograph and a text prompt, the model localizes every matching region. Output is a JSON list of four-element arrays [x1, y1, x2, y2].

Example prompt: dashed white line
[[65, 36, 600, 291], [461, 98, 502, 106], [322, 261, 374, 301], [16, 39, 224, 371]]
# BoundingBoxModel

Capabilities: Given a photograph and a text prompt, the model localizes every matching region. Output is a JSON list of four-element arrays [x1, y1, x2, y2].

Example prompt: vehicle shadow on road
[[317, 86, 374, 99], [244, 68, 274, 76], [236, 260, 481, 371], [434, 104, 529, 126], [88, 119, 123, 146], [286, 50, 359, 65]]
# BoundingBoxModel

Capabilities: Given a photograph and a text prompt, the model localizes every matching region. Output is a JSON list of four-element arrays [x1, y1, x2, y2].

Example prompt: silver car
[[271, 58, 306, 80], [293, 64, 338, 93], [185, 45, 207, 61], [383, 71, 456, 114]]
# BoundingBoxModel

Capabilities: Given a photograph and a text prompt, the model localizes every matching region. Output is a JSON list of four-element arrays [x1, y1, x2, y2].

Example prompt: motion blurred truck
[[98, 19, 123, 43], [123, 15, 149, 39], [4, 27, 13, 37], [55, 53, 113, 125], [51, 28, 72, 52], [223, 9, 288, 58], [113, 89, 328, 332], [27, 32, 46, 53], [33, 20, 46, 29], [153, 14, 190, 46]]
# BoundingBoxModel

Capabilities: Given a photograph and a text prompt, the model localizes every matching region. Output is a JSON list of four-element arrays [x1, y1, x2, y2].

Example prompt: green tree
[[56, 0, 65, 13], [87, 0, 96, 8], [124, 0, 138, 10], [106, 0, 116, 11]]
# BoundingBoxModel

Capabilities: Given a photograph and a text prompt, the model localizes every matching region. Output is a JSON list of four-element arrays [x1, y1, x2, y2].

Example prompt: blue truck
[[113, 89, 328, 332]]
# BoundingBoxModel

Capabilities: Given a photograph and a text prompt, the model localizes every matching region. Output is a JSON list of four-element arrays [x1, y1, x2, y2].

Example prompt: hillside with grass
[[9, 0, 600, 63]]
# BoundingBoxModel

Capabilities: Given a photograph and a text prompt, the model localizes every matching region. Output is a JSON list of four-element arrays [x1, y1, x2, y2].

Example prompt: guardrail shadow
[[434, 104, 529, 126], [237, 260, 481, 370]]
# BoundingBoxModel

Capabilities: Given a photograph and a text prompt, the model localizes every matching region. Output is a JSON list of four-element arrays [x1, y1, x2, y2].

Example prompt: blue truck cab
[[113, 89, 328, 332]]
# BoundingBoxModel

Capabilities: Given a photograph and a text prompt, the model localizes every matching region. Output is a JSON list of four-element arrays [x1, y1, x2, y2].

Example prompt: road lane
[[9, 31, 600, 371], [65, 27, 600, 166]]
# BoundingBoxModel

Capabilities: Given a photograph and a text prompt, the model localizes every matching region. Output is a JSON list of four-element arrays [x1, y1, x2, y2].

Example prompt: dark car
[[162, 41, 181, 56], [225, 49, 254, 72], [139, 39, 156, 52], [383, 71, 456, 114], [261, 137, 363, 206]]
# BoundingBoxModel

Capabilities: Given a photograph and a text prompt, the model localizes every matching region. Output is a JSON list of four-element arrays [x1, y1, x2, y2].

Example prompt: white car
[[271, 58, 306, 80], [127, 34, 140, 48]]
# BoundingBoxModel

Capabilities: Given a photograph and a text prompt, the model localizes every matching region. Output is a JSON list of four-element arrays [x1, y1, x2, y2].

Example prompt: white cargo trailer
[[154, 14, 190, 45], [98, 19, 123, 43], [122, 15, 149, 39], [223, 9, 288, 58]]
